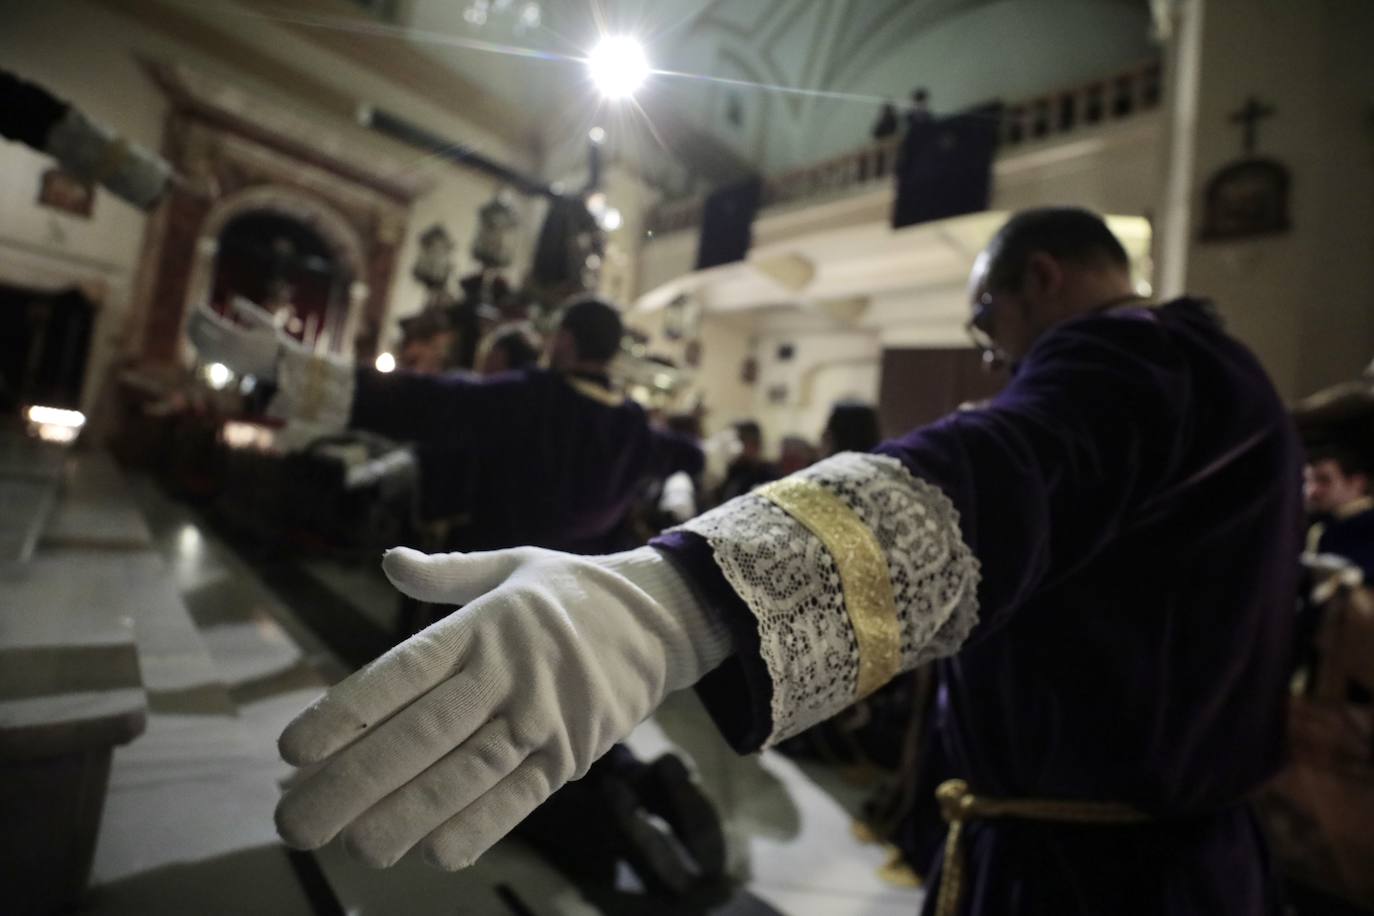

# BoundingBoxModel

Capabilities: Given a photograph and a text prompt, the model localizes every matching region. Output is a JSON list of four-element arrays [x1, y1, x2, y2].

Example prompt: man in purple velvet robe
[[272, 209, 1300, 916]]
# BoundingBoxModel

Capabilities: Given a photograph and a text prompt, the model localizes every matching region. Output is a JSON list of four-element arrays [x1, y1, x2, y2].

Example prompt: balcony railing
[[646, 59, 1162, 237]]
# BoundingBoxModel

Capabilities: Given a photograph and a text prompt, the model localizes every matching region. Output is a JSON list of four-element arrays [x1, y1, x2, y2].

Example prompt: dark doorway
[[0, 284, 95, 416], [877, 347, 1006, 438]]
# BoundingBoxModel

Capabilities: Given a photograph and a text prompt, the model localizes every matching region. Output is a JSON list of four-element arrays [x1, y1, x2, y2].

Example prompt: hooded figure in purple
[[658, 208, 1300, 914]]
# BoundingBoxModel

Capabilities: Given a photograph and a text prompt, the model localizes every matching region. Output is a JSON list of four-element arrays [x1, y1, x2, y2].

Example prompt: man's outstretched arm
[[187, 299, 481, 445], [273, 312, 1194, 870]]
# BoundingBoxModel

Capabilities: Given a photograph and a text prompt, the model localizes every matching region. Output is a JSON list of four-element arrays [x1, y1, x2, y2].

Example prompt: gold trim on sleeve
[[757, 476, 901, 699], [565, 375, 626, 407], [299, 355, 328, 421]]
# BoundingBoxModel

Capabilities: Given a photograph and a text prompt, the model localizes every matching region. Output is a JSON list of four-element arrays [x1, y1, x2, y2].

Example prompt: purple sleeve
[[653, 312, 1190, 751], [649, 429, 706, 479], [349, 368, 485, 445], [652, 530, 774, 752], [875, 313, 1188, 635]]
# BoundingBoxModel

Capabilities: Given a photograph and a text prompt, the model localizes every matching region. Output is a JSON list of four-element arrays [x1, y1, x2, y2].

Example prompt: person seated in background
[[821, 400, 882, 456], [476, 322, 542, 376], [714, 420, 777, 504], [1305, 444, 1374, 582], [777, 435, 818, 476]]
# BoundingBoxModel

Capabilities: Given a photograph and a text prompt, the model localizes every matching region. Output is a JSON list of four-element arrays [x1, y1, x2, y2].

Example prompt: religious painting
[[1201, 158, 1290, 241], [740, 354, 758, 385], [37, 168, 95, 218], [663, 293, 701, 342]]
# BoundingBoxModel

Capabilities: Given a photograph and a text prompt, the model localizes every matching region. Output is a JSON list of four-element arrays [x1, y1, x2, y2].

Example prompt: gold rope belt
[[932, 778, 1153, 916]]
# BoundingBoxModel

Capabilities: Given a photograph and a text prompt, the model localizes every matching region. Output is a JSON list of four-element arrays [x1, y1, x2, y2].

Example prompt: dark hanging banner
[[696, 176, 763, 270], [892, 104, 1002, 230]]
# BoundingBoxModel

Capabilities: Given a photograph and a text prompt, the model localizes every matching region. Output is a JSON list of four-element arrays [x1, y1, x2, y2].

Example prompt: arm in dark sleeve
[[874, 314, 1190, 634], [648, 428, 706, 478], [653, 313, 1191, 751], [349, 369, 486, 446]]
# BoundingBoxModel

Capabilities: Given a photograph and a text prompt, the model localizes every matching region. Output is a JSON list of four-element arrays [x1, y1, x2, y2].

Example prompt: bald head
[[968, 208, 1136, 368], [982, 208, 1129, 293]]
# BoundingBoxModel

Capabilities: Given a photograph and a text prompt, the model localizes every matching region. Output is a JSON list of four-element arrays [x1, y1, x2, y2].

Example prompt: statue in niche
[[1201, 96, 1291, 241], [471, 192, 518, 270], [412, 223, 456, 295], [529, 195, 605, 309]]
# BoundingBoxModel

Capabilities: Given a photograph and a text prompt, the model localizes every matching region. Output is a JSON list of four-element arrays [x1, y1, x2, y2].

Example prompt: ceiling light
[[587, 36, 649, 100], [375, 352, 397, 373]]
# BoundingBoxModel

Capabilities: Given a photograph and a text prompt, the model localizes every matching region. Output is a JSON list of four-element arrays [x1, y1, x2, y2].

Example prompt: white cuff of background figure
[[674, 452, 981, 746], [270, 346, 355, 441], [45, 108, 172, 210]]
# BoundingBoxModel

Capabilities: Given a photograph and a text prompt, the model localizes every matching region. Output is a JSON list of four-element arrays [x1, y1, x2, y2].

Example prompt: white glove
[[185, 297, 288, 381], [274, 545, 733, 870]]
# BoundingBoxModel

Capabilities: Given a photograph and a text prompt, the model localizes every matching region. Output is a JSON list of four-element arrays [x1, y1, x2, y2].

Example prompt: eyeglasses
[[964, 293, 1005, 369]]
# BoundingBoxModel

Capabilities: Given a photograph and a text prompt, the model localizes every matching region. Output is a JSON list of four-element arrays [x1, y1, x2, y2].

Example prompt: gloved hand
[[274, 545, 733, 870], [185, 297, 291, 381]]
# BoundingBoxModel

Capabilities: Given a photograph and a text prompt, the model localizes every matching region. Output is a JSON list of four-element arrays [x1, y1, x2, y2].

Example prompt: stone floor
[[80, 472, 924, 916]]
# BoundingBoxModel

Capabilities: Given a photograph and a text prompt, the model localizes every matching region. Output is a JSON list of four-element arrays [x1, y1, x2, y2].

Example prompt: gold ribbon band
[[299, 355, 328, 421], [933, 779, 1151, 916], [757, 477, 900, 699], [565, 375, 625, 407]]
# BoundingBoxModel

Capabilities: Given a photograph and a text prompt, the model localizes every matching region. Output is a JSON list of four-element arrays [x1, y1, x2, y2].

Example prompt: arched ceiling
[[391, 0, 1154, 176]]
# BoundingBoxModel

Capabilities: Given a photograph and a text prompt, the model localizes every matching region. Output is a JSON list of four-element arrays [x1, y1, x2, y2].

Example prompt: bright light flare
[[36, 424, 80, 444], [26, 405, 85, 428], [375, 352, 397, 373], [222, 420, 277, 452], [205, 362, 234, 390], [587, 36, 649, 100]]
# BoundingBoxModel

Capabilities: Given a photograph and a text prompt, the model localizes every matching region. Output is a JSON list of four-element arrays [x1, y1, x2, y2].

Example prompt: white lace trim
[[271, 348, 355, 444], [676, 452, 980, 746]]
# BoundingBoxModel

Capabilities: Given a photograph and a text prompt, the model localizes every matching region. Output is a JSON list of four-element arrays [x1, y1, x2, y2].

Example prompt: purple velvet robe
[[351, 367, 703, 554], [655, 299, 1302, 915]]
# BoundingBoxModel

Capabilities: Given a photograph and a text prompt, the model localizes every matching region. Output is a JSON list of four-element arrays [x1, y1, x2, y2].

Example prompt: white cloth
[[675, 452, 980, 745], [657, 470, 698, 523], [186, 298, 288, 382], [270, 346, 354, 439], [275, 546, 733, 870]]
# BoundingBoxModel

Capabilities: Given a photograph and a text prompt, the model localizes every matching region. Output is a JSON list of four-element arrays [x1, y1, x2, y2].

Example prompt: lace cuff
[[673, 452, 980, 746], [271, 348, 355, 440]]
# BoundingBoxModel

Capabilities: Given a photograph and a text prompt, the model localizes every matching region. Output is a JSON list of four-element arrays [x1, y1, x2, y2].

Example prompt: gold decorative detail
[[877, 846, 922, 889], [565, 376, 625, 407], [757, 476, 900, 699], [299, 355, 329, 421], [932, 779, 1150, 916]]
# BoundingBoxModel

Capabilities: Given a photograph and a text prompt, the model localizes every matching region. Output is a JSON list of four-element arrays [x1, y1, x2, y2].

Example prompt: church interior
[[4, 0, 1374, 913]]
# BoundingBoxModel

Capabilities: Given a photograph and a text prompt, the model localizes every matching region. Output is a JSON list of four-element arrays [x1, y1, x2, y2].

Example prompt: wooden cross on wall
[[1229, 95, 1276, 155]]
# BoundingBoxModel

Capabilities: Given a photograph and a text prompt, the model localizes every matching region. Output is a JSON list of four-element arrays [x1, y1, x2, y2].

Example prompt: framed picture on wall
[[37, 168, 95, 219]]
